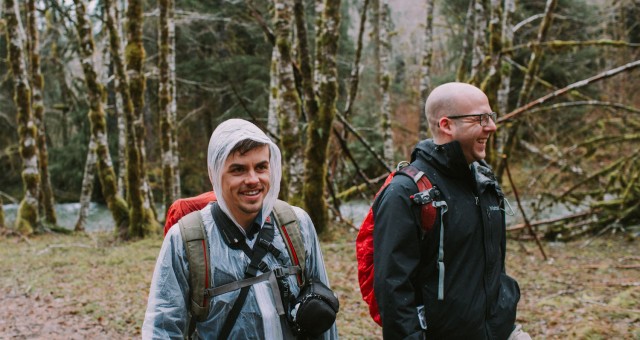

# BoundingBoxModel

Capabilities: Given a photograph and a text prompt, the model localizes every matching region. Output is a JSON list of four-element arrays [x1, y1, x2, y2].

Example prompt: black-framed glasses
[[447, 112, 497, 127]]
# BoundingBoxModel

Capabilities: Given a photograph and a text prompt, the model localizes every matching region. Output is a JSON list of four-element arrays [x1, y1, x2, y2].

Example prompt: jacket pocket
[[488, 273, 520, 339]]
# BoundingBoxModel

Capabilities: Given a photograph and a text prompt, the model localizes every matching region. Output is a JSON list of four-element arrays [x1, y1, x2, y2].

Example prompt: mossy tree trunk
[[159, 0, 176, 211], [303, 0, 342, 234], [418, 0, 435, 140], [496, 0, 557, 180], [27, 0, 57, 226], [105, 0, 158, 238], [379, 2, 393, 166], [126, 0, 159, 236], [5, 0, 41, 235], [73, 0, 130, 233], [275, 0, 304, 205]]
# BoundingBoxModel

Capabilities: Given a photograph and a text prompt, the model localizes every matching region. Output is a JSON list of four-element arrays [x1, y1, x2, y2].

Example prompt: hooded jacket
[[372, 139, 519, 339], [142, 203, 338, 339]]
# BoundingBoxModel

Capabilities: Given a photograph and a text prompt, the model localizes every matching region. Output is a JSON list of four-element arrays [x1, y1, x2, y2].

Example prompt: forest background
[[0, 0, 639, 338]]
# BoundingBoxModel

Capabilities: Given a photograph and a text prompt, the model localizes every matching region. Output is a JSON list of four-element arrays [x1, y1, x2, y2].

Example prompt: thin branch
[[504, 39, 640, 53], [336, 111, 393, 173], [498, 59, 640, 123]]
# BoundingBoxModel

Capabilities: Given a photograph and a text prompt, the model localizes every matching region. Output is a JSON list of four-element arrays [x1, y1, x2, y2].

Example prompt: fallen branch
[[498, 59, 640, 123], [507, 210, 592, 231]]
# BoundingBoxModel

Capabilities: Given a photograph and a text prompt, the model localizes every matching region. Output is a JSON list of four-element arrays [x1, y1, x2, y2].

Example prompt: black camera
[[288, 280, 339, 337]]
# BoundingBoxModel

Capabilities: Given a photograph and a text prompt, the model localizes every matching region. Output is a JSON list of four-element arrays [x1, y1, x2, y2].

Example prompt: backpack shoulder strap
[[397, 164, 439, 233], [272, 199, 306, 286], [178, 210, 211, 323]]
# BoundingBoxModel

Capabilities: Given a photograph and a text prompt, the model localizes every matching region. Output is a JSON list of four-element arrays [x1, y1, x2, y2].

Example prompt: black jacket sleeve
[[373, 176, 424, 339]]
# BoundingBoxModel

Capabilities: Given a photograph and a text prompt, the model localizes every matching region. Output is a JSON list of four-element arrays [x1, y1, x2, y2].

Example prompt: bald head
[[424, 82, 490, 142]]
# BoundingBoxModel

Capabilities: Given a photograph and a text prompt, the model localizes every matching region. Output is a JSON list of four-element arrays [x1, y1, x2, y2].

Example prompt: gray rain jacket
[[142, 203, 338, 339]]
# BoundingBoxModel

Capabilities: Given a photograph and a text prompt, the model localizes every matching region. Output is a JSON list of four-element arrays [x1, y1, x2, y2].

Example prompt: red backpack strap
[[397, 165, 437, 233]]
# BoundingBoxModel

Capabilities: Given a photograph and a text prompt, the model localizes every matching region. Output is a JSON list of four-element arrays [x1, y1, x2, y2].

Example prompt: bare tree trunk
[[5, 0, 41, 235], [105, 0, 158, 238], [159, 0, 175, 212], [168, 1, 180, 200], [456, 0, 474, 82], [480, 0, 504, 166], [469, 0, 488, 85], [27, 0, 57, 226], [342, 0, 370, 119], [75, 135, 97, 232], [496, 0, 516, 155], [303, 0, 342, 233], [73, 0, 130, 233], [268, 47, 280, 137], [275, 0, 304, 204], [380, 1, 394, 165], [419, 0, 436, 140]]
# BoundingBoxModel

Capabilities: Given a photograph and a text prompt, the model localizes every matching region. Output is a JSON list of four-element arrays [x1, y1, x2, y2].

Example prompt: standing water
[[2, 203, 166, 232]]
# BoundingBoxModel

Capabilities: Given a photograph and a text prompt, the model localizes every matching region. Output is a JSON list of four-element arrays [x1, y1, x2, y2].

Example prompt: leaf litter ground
[[0, 230, 638, 339]]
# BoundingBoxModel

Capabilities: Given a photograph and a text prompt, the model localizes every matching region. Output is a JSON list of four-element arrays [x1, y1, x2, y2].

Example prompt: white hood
[[207, 119, 282, 228]]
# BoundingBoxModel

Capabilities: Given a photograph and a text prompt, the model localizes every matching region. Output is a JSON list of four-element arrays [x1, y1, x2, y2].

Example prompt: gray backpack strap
[[178, 211, 211, 323], [272, 199, 306, 286]]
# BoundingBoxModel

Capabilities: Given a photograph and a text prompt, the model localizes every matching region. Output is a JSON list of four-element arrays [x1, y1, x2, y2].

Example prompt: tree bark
[[469, 0, 488, 85], [456, 0, 474, 82], [497, 0, 557, 180], [159, 0, 176, 211], [73, 0, 130, 234], [380, 1, 394, 166], [303, 0, 342, 233], [75, 135, 97, 232], [105, 0, 158, 238], [27, 0, 57, 226], [275, 0, 304, 204], [419, 0, 436, 140], [5, 0, 41, 235], [126, 0, 159, 236]]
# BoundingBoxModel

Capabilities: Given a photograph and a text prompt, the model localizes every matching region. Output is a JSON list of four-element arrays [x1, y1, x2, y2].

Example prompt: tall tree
[[27, 0, 57, 225], [379, 1, 393, 165], [456, 1, 474, 82], [72, 0, 129, 233], [469, 0, 488, 85], [5, 0, 41, 234], [75, 135, 97, 231], [275, 0, 304, 204], [159, 0, 176, 211], [303, 0, 342, 233], [496, 0, 557, 180], [126, 0, 158, 235], [105, 0, 158, 238], [168, 0, 180, 201], [419, 0, 436, 140]]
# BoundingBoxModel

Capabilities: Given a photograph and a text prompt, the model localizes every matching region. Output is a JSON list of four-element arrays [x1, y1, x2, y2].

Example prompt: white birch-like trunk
[[75, 135, 97, 231], [419, 0, 435, 139], [267, 47, 280, 139], [380, 2, 394, 165]]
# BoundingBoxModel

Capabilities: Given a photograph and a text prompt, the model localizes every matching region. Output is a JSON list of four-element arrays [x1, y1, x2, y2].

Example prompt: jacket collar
[[413, 139, 503, 195], [412, 139, 472, 179]]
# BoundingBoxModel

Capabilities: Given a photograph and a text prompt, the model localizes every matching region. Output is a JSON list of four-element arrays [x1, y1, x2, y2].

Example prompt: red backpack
[[356, 163, 445, 326]]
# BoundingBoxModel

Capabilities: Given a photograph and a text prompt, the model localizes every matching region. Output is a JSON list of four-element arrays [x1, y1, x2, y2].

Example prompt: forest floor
[[0, 228, 638, 339]]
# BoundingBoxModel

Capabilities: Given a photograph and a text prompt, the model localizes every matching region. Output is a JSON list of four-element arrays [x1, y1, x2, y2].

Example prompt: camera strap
[[218, 223, 275, 339]]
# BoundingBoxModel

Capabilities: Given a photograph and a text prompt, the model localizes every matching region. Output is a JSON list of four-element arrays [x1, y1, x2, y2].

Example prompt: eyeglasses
[[447, 112, 497, 127]]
